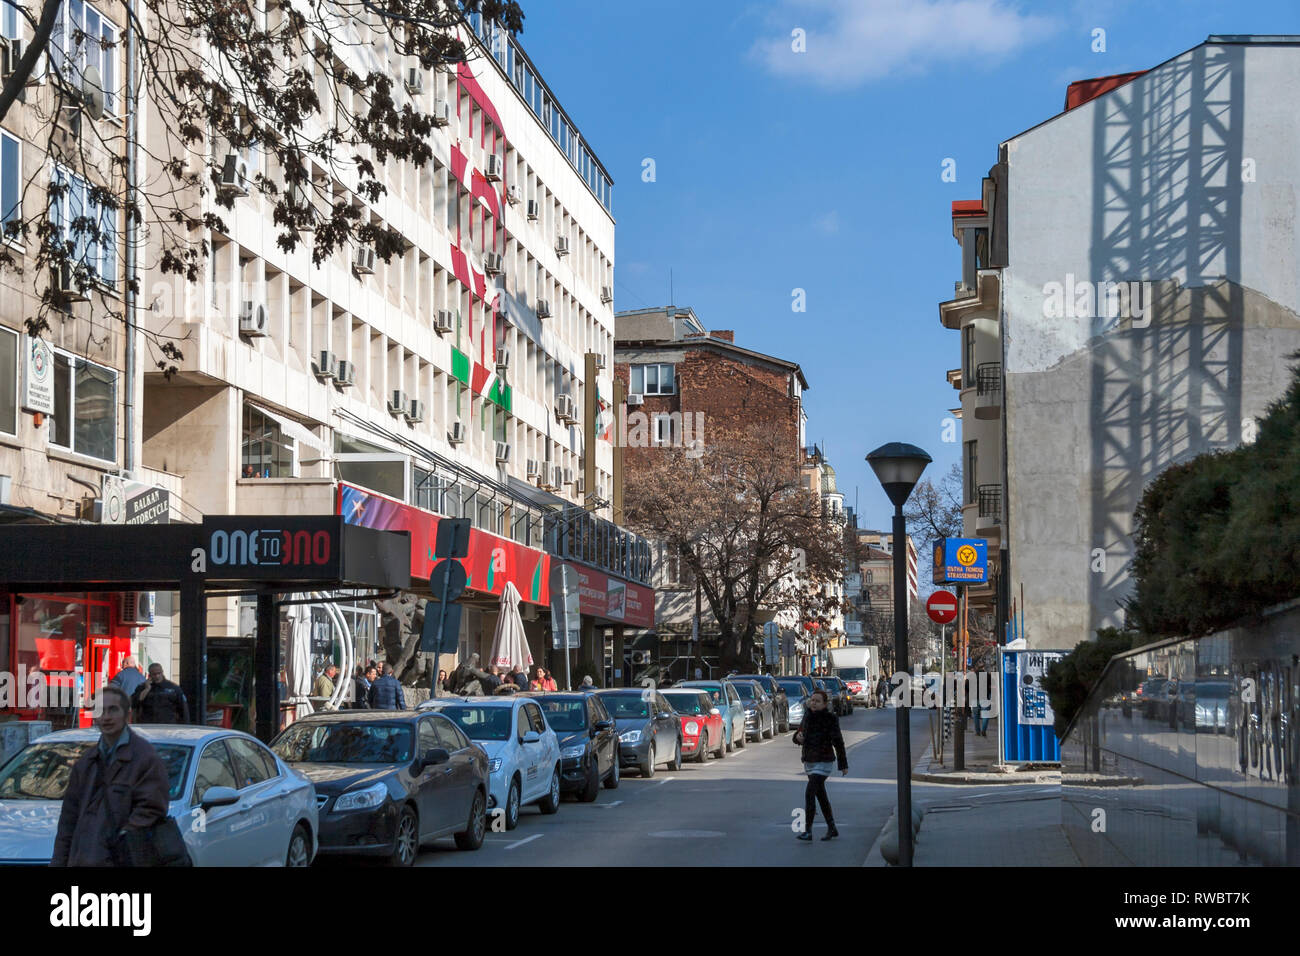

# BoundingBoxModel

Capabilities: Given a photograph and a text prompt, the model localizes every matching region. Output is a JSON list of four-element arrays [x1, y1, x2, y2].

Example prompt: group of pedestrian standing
[[107, 657, 189, 724], [341, 661, 405, 710], [441, 655, 559, 696]]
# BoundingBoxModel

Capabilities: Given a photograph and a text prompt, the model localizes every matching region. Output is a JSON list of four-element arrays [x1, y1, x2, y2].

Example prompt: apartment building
[[941, 36, 1300, 650], [1, 8, 652, 728], [614, 306, 810, 678]]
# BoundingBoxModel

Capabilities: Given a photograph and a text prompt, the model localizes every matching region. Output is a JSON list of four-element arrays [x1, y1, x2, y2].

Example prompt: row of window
[[0, 326, 118, 461], [468, 13, 613, 213]]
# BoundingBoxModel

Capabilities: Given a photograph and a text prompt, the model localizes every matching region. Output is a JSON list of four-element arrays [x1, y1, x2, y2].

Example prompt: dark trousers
[[805, 774, 833, 827]]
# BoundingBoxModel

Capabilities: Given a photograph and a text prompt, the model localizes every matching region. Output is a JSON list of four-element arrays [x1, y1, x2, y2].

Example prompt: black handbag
[[100, 762, 193, 868]]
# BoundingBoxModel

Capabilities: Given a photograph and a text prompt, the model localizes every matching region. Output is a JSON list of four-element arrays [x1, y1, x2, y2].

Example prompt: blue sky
[[517, 0, 1299, 532]]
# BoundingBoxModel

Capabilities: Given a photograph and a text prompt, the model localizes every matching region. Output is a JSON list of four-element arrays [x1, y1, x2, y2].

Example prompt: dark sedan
[[814, 676, 849, 716], [526, 692, 621, 800], [730, 679, 776, 741], [270, 711, 489, 866], [596, 689, 683, 777], [730, 674, 791, 733], [823, 676, 853, 716]]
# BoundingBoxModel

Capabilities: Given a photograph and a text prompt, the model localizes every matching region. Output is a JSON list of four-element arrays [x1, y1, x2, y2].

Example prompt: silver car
[[0, 726, 318, 866]]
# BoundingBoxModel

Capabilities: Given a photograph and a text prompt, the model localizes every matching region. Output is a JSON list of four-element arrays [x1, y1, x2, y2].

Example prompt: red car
[[662, 688, 728, 762]]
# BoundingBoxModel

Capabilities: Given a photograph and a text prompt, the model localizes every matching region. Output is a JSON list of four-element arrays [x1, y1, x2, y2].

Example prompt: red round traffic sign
[[926, 590, 958, 625]]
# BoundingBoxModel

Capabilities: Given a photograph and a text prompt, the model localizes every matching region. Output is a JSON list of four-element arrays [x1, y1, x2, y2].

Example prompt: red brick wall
[[615, 345, 802, 473]]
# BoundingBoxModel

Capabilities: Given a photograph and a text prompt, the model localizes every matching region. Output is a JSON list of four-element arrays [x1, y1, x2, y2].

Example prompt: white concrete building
[[943, 36, 1300, 649]]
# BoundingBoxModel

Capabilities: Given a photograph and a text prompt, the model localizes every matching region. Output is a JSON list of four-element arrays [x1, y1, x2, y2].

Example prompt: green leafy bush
[[1042, 627, 1141, 737]]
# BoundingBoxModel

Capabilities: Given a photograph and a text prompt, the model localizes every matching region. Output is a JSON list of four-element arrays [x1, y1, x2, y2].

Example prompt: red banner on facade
[[337, 483, 550, 606], [572, 564, 655, 629]]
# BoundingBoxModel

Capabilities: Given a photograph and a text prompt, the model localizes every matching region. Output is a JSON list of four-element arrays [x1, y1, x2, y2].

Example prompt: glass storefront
[[1061, 603, 1300, 865]]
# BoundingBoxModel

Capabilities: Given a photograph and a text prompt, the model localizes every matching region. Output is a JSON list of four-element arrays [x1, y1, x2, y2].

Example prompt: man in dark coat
[[367, 664, 407, 710], [132, 664, 190, 723], [51, 686, 171, 866]]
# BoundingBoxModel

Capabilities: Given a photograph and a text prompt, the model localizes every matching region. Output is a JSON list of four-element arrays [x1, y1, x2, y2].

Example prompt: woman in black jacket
[[792, 689, 848, 840]]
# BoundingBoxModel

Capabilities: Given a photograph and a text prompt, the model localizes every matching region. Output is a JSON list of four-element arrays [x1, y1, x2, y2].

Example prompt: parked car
[[525, 692, 620, 800], [677, 680, 747, 751], [0, 726, 318, 867], [813, 677, 847, 716], [776, 677, 812, 726], [1137, 678, 1169, 718], [729, 679, 776, 741], [418, 696, 562, 830], [1192, 681, 1230, 733], [823, 676, 853, 716], [271, 710, 488, 865], [661, 688, 727, 761], [729, 674, 791, 732], [596, 689, 683, 777]]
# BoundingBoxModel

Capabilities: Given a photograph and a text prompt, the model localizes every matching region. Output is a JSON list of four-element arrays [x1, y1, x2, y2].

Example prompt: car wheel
[[604, 751, 620, 789], [505, 777, 522, 830], [285, 824, 311, 867], [642, 742, 656, 778], [762, 715, 774, 740], [580, 760, 600, 802], [454, 789, 487, 851], [389, 806, 418, 867], [667, 737, 682, 771], [714, 730, 727, 760], [539, 767, 561, 814], [694, 732, 710, 763]]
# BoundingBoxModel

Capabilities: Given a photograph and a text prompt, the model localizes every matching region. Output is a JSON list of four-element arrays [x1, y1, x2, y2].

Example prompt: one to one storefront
[[0, 516, 410, 740]]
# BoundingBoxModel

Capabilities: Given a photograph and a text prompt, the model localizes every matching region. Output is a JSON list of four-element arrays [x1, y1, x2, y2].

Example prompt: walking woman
[[792, 689, 848, 841]]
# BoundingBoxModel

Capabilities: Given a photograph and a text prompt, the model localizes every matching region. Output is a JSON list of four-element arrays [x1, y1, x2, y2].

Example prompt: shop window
[[242, 404, 293, 477], [50, 350, 117, 461], [0, 325, 15, 435]]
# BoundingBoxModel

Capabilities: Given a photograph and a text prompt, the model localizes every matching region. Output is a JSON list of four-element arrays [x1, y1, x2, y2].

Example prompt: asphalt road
[[414, 705, 932, 866]]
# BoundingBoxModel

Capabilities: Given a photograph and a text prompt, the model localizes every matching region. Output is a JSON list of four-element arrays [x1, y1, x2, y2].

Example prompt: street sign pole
[[953, 584, 966, 771]]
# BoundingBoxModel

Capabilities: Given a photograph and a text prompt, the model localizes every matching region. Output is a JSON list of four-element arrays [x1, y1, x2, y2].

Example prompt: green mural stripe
[[452, 349, 470, 385]]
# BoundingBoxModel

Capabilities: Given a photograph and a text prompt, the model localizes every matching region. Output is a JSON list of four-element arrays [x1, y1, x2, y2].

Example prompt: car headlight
[[487, 757, 502, 773], [561, 745, 587, 759], [332, 783, 387, 812], [619, 730, 641, 743], [685, 721, 699, 735], [745, 708, 756, 717]]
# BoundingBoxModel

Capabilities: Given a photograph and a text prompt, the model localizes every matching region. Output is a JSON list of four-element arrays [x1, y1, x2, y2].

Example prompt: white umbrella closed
[[489, 582, 533, 675], [285, 602, 313, 720]]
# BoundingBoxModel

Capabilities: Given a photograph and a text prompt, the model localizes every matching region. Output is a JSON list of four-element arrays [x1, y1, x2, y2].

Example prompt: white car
[[419, 696, 561, 830], [0, 726, 318, 866]]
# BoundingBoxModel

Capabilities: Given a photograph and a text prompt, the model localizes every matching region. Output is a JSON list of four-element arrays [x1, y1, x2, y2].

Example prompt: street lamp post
[[866, 441, 931, 868]]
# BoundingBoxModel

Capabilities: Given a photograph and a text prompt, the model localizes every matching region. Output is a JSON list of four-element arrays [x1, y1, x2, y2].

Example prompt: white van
[[827, 647, 876, 702]]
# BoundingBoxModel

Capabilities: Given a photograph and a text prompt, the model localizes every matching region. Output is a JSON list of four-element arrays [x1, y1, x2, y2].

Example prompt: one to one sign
[[1016, 651, 1064, 726], [23, 336, 55, 415], [926, 590, 958, 625], [932, 537, 988, 584]]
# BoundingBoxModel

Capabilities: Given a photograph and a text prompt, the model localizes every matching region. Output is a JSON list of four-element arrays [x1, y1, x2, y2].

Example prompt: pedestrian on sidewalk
[[792, 689, 848, 841], [108, 656, 146, 699], [368, 664, 406, 710], [875, 673, 890, 709], [132, 664, 190, 724]]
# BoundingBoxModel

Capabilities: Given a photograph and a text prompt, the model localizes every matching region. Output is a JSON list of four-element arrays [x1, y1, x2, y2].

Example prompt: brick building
[[613, 305, 810, 679]]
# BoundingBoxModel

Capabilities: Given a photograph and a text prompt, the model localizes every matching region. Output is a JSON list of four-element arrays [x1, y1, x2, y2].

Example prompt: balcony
[[977, 483, 1002, 541], [974, 362, 1001, 420]]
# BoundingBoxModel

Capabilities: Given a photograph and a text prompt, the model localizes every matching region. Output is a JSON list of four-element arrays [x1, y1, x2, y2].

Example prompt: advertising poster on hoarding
[[1016, 650, 1064, 726]]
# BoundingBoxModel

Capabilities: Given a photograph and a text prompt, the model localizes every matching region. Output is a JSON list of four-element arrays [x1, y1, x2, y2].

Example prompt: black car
[[730, 679, 776, 741], [730, 674, 791, 733], [270, 711, 489, 866], [823, 676, 853, 716], [526, 692, 620, 800], [596, 689, 683, 777], [813, 677, 848, 716]]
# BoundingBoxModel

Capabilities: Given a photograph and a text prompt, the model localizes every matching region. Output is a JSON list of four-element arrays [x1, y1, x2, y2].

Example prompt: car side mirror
[[593, 719, 612, 733], [710, 708, 721, 716], [200, 785, 240, 810], [420, 748, 450, 770], [522, 730, 541, 744]]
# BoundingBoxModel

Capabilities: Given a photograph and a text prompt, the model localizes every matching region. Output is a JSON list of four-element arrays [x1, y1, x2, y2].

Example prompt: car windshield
[[0, 741, 191, 801], [733, 683, 758, 700], [778, 681, 806, 698], [663, 693, 708, 715], [538, 700, 587, 732], [603, 696, 650, 720], [683, 684, 724, 703], [272, 723, 413, 763], [437, 706, 513, 741], [838, 668, 867, 680]]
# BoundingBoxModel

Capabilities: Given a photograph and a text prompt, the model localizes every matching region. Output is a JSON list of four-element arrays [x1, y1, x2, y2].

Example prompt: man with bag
[[51, 685, 182, 867]]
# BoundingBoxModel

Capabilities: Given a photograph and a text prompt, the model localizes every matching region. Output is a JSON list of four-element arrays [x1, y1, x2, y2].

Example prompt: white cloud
[[815, 210, 840, 234], [752, 0, 1058, 90]]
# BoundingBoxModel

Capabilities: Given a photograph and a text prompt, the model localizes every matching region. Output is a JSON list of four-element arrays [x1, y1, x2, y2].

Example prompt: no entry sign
[[926, 590, 958, 625]]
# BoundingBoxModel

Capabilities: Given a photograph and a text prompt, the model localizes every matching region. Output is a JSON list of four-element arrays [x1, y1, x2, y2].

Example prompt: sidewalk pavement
[[912, 715, 1061, 784], [863, 788, 1081, 866]]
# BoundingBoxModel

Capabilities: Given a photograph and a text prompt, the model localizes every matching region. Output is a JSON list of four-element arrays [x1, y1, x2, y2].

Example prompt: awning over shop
[[248, 402, 331, 455]]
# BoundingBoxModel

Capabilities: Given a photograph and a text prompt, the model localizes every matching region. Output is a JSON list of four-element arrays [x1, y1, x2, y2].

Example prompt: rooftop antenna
[[669, 268, 674, 307]]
